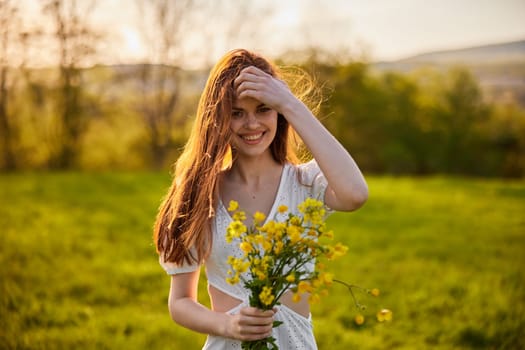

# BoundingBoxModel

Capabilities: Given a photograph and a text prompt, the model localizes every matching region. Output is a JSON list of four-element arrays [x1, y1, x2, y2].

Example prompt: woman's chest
[[220, 176, 284, 225]]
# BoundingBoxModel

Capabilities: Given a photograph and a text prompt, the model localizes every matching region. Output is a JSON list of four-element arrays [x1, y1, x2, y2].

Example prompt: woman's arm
[[168, 270, 275, 341], [235, 66, 368, 211], [280, 100, 368, 211]]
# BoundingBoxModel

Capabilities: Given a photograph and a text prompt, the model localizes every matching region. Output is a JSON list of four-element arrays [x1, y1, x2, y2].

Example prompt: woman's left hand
[[233, 66, 298, 114]]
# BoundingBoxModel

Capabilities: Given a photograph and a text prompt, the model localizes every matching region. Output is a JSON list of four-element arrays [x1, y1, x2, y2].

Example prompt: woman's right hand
[[225, 306, 276, 341]]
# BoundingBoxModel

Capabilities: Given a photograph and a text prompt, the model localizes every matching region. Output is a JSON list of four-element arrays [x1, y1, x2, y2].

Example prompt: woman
[[154, 49, 368, 349]]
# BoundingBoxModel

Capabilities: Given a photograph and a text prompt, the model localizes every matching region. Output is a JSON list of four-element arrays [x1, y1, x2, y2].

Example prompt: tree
[[132, 0, 194, 168], [0, 0, 19, 170], [436, 67, 489, 174], [133, 0, 272, 168], [377, 72, 428, 174], [43, 0, 101, 168], [317, 61, 389, 172]]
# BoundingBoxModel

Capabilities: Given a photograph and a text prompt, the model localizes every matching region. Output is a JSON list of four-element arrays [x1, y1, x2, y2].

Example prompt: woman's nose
[[244, 113, 259, 128]]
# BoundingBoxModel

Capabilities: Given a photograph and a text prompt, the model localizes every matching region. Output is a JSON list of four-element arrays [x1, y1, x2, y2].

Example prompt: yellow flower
[[233, 210, 246, 221], [287, 225, 301, 243], [273, 223, 286, 239], [290, 216, 302, 227], [277, 205, 288, 213], [222, 198, 358, 318], [311, 277, 322, 288], [260, 221, 275, 238], [231, 258, 249, 273], [297, 198, 317, 213], [322, 230, 334, 239], [254, 268, 267, 280], [262, 239, 272, 252], [319, 272, 333, 286], [262, 256, 273, 269], [227, 200, 239, 212], [226, 274, 240, 285], [332, 242, 348, 259], [354, 314, 365, 325], [324, 245, 335, 260], [377, 309, 393, 322], [239, 241, 253, 254], [226, 221, 247, 243], [305, 213, 323, 226], [253, 234, 264, 244], [297, 281, 311, 294], [303, 237, 316, 249], [298, 198, 325, 224], [253, 211, 266, 224], [370, 288, 380, 297], [308, 293, 321, 304], [274, 240, 284, 254], [259, 286, 275, 306], [292, 293, 301, 303]]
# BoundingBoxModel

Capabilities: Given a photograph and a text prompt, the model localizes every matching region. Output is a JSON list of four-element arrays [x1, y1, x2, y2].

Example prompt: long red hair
[[154, 49, 313, 265]]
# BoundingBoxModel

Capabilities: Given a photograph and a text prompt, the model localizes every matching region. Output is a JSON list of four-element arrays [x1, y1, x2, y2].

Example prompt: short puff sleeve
[[158, 247, 200, 275], [298, 159, 334, 213]]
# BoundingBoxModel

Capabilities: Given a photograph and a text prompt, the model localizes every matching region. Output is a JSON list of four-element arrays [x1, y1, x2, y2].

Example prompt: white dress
[[160, 160, 332, 350]]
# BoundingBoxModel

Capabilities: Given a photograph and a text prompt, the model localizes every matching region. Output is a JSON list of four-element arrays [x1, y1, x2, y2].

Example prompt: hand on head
[[234, 66, 294, 113]]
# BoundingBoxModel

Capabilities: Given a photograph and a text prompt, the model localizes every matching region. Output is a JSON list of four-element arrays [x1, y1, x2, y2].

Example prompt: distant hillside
[[375, 39, 525, 68], [80, 40, 525, 108], [373, 39, 525, 106]]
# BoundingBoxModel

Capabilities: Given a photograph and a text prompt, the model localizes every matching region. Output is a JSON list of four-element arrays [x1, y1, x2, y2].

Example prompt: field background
[[1, 172, 524, 349]]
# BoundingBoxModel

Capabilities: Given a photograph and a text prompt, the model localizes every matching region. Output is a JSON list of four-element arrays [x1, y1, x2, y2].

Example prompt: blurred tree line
[[1, 0, 523, 177], [310, 61, 525, 177]]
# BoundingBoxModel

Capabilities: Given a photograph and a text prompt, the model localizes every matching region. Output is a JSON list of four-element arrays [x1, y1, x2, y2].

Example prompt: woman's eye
[[232, 111, 243, 119], [258, 107, 271, 113]]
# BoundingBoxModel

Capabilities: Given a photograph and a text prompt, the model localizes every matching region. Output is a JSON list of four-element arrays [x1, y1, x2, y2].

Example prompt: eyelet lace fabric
[[159, 160, 331, 349]]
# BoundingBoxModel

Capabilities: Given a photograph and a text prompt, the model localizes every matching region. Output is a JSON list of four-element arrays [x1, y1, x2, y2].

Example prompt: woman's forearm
[[169, 296, 231, 337], [169, 296, 275, 342], [281, 99, 368, 210]]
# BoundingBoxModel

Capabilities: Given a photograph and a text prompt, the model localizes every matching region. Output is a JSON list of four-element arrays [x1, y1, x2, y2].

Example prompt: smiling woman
[[153, 48, 368, 349]]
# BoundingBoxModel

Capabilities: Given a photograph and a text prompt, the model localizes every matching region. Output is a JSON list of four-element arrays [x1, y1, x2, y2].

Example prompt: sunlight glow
[[121, 27, 143, 58]]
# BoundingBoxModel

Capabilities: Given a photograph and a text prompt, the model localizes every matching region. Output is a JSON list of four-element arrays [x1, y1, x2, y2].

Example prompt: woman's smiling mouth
[[241, 132, 264, 143]]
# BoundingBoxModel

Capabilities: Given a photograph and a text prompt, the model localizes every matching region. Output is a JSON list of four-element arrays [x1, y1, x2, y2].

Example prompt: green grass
[[1, 173, 524, 349]]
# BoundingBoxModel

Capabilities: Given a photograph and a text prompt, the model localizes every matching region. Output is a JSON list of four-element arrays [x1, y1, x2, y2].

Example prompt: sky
[[16, 0, 525, 68], [338, 0, 525, 60]]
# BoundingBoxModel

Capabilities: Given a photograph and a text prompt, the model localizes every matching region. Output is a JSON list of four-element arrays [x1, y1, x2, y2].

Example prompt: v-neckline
[[219, 163, 288, 226]]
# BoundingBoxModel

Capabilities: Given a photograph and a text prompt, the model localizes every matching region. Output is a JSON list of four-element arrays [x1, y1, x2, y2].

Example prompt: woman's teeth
[[242, 133, 263, 141]]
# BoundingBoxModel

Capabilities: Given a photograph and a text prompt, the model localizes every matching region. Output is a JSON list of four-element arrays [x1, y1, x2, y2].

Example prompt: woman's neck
[[229, 153, 282, 185]]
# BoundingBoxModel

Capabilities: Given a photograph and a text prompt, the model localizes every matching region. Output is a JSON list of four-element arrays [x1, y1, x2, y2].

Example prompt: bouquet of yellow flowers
[[225, 198, 348, 350]]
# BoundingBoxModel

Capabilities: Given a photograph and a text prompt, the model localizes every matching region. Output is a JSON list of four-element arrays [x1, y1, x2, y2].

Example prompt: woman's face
[[229, 96, 278, 159]]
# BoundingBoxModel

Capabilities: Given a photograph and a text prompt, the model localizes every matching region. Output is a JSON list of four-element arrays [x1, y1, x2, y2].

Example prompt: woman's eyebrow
[[232, 104, 268, 110]]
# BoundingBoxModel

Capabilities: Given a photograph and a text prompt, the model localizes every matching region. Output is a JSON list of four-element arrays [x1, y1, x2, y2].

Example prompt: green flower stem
[[333, 279, 367, 310]]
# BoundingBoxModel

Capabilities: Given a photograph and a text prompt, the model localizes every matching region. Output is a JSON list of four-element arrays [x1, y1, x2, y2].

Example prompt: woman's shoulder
[[284, 159, 331, 205], [287, 159, 322, 185]]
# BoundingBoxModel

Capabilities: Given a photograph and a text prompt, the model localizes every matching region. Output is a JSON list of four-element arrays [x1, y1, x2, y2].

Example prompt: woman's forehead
[[232, 97, 263, 109]]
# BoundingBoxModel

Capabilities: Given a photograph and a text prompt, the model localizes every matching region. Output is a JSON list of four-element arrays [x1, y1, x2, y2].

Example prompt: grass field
[[1, 172, 524, 349]]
